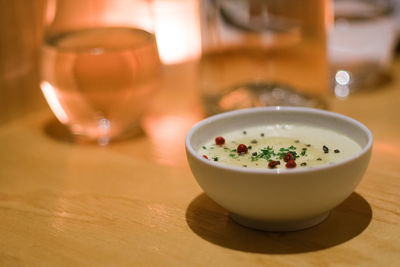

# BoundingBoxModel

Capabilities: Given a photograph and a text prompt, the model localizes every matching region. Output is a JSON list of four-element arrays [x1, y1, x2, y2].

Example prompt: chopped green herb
[[276, 145, 299, 160], [334, 149, 340, 153], [248, 145, 252, 150], [260, 133, 265, 137], [294, 140, 300, 143], [231, 149, 237, 152], [258, 146, 275, 161], [288, 151, 298, 160], [250, 139, 258, 144], [243, 131, 247, 135], [276, 152, 286, 159], [202, 146, 206, 149], [212, 157, 218, 161], [229, 153, 236, 158], [306, 144, 311, 147]]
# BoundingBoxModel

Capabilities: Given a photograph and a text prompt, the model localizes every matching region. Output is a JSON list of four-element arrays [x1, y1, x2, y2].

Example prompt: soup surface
[[198, 124, 362, 169]]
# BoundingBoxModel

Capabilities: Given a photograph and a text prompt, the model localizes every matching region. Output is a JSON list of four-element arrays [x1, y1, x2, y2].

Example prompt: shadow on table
[[185, 192, 372, 254], [43, 119, 75, 143], [43, 119, 144, 145]]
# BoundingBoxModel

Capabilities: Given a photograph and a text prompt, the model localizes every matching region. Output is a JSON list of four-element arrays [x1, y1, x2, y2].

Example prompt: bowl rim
[[185, 106, 373, 174]]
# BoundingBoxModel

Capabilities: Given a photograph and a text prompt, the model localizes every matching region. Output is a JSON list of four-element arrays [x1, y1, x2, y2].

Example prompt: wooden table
[[0, 57, 399, 266]]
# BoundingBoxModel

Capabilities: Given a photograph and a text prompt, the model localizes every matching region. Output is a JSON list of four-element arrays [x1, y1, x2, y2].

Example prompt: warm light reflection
[[101, 0, 155, 32], [334, 84, 350, 99], [374, 141, 400, 155], [97, 117, 111, 146], [40, 81, 69, 124], [335, 70, 350, 85], [153, 0, 201, 64], [219, 88, 252, 110], [97, 0, 201, 64], [142, 113, 202, 166], [334, 70, 351, 99]]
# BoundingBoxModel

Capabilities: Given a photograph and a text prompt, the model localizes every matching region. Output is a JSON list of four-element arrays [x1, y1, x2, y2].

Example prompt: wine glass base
[[44, 118, 143, 146], [202, 82, 326, 116]]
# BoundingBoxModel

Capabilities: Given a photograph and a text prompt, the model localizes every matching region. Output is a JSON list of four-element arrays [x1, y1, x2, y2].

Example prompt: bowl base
[[229, 211, 330, 232]]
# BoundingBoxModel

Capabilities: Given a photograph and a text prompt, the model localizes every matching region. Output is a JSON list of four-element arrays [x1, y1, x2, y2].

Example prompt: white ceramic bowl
[[185, 107, 373, 231]]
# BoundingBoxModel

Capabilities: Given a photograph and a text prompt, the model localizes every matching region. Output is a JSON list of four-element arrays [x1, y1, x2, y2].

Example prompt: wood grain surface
[[0, 59, 399, 266]]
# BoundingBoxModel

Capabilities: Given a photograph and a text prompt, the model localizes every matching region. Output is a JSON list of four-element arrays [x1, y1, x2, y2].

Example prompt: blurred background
[[0, 0, 201, 126], [0, 0, 399, 126]]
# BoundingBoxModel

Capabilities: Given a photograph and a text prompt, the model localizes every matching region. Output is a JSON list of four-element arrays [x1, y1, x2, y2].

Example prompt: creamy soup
[[198, 124, 362, 169]]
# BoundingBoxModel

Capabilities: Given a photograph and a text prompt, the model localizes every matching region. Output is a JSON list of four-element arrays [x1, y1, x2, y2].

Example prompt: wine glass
[[198, 0, 331, 115], [40, 0, 161, 145]]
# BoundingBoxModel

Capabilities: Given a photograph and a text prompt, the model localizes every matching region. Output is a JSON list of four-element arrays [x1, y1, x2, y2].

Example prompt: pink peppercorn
[[237, 144, 248, 155]]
